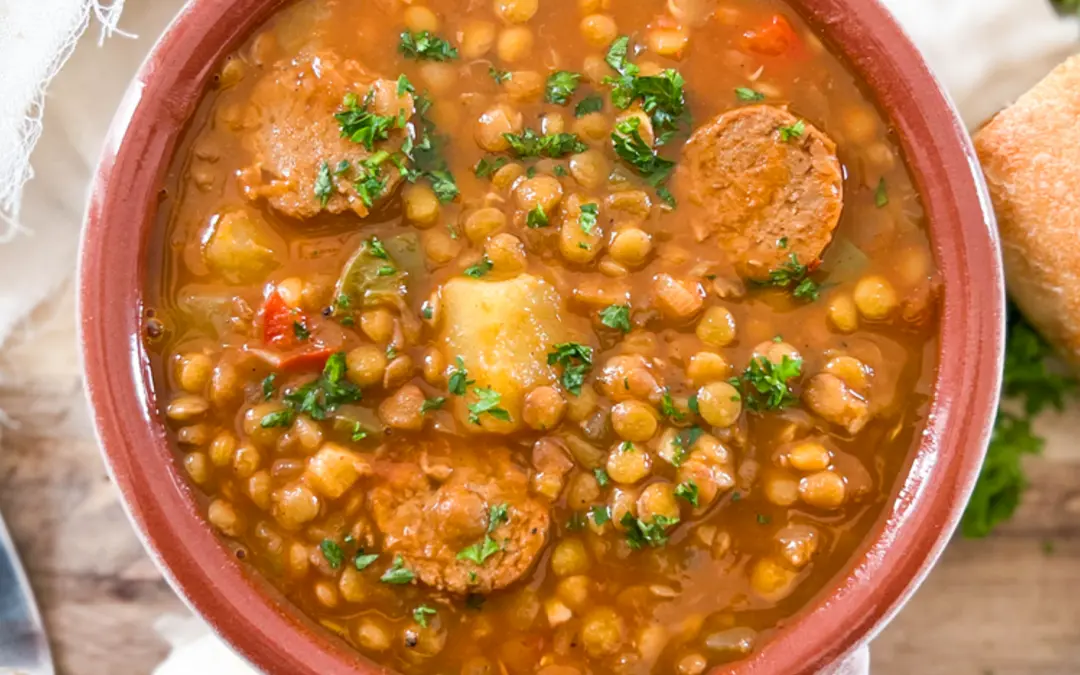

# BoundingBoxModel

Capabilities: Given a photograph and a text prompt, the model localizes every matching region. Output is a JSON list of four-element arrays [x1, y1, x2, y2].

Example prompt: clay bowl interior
[[79, 0, 1005, 672]]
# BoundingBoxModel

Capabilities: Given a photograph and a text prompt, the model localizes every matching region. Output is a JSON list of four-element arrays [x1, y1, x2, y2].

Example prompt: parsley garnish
[[489, 66, 512, 83], [599, 303, 632, 333], [314, 160, 334, 207], [365, 237, 389, 259], [464, 255, 494, 278], [292, 321, 310, 341], [380, 555, 415, 584], [399, 30, 459, 61], [670, 426, 703, 467], [397, 74, 415, 96], [579, 203, 599, 234], [467, 387, 511, 425], [475, 156, 508, 178], [503, 128, 587, 158], [621, 513, 678, 549], [736, 355, 802, 411], [566, 512, 587, 531], [351, 422, 369, 442], [675, 481, 700, 507], [735, 87, 765, 101], [261, 374, 276, 401], [660, 388, 685, 420], [545, 70, 581, 105], [875, 177, 889, 208], [281, 352, 363, 421], [612, 117, 676, 205], [421, 397, 446, 414], [526, 204, 549, 228], [603, 36, 688, 145], [575, 94, 604, 117], [763, 252, 818, 302], [594, 468, 610, 487], [547, 342, 594, 396], [590, 505, 611, 525], [259, 410, 293, 428], [335, 96, 399, 151], [687, 392, 699, 415], [448, 357, 474, 396], [354, 552, 379, 570], [457, 502, 505, 564], [413, 605, 437, 628], [778, 119, 806, 142], [320, 539, 344, 569]]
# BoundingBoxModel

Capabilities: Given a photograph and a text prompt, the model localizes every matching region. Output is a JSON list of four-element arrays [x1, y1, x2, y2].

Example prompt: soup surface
[[146, 0, 941, 672]]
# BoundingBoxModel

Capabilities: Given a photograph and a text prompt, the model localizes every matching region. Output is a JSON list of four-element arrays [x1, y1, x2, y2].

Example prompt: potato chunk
[[202, 208, 281, 283], [441, 275, 570, 433], [305, 443, 368, 499]]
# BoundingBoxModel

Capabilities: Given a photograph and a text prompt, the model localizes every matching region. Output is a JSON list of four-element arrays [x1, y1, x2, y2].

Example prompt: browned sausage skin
[[679, 105, 844, 281]]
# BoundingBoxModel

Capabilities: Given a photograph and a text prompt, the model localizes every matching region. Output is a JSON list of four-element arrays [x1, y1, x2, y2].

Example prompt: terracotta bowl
[[79, 0, 1005, 672]]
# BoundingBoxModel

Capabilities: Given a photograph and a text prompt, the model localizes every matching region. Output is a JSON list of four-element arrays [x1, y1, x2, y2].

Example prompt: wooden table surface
[[2, 284, 1078, 675]]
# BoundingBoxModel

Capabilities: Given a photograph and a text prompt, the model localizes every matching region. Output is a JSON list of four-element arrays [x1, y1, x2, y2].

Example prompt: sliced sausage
[[680, 105, 843, 281], [368, 444, 550, 595], [237, 51, 405, 220]]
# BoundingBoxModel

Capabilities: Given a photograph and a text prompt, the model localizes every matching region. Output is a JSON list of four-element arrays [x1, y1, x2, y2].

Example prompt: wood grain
[[0, 284, 1077, 674]]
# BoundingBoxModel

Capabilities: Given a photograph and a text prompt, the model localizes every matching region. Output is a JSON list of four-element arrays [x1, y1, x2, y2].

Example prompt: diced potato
[[440, 275, 573, 433], [202, 208, 281, 283], [304, 443, 367, 499]]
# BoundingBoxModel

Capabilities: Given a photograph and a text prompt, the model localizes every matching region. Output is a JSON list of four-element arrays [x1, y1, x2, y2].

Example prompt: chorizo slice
[[369, 446, 550, 595], [680, 105, 843, 281]]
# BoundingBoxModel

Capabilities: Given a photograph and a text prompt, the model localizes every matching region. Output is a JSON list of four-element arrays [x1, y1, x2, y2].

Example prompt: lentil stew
[[145, 0, 942, 672]]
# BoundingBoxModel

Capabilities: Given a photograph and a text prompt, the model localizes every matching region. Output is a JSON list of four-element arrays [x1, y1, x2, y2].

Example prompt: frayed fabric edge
[[0, 0, 133, 244]]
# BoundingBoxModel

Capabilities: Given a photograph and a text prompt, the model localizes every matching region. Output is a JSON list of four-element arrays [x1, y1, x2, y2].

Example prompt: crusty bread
[[975, 54, 1080, 363]]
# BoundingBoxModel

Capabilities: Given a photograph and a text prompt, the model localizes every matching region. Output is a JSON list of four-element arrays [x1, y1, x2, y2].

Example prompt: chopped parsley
[[875, 177, 889, 208], [259, 409, 293, 429], [670, 426, 703, 467], [354, 552, 379, 570], [545, 70, 582, 105], [380, 555, 415, 584], [554, 164, 568, 177], [421, 302, 434, 320], [351, 422, 369, 442], [292, 321, 310, 341], [464, 255, 494, 278], [413, 605, 437, 628], [594, 468, 610, 487], [488, 66, 512, 83], [365, 237, 389, 259], [622, 513, 679, 549], [488, 503, 509, 532], [675, 481, 700, 507], [376, 265, 397, 277], [421, 397, 446, 414], [735, 86, 765, 101], [448, 357, 474, 396], [575, 94, 604, 118], [757, 513, 772, 525], [687, 392, 700, 415], [320, 539, 344, 569], [503, 128, 588, 158], [457, 504, 508, 564], [396, 74, 415, 96], [599, 303, 632, 333], [400, 93, 460, 202], [620, 440, 634, 452], [736, 355, 803, 411], [467, 387, 511, 425], [579, 203, 599, 234], [603, 36, 689, 144], [314, 160, 334, 207], [335, 95, 400, 151], [590, 505, 611, 525], [547, 342, 594, 396], [526, 204, 549, 228], [281, 352, 363, 421], [660, 388, 685, 421], [398, 30, 459, 61], [612, 116, 676, 206], [763, 252, 818, 302], [261, 374, 276, 401], [566, 511, 587, 531], [778, 119, 806, 142], [475, 156, 509, 178]]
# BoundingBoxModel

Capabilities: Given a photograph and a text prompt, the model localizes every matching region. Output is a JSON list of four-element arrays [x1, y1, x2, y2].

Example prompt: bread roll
[[974, 54, 1080, 363]]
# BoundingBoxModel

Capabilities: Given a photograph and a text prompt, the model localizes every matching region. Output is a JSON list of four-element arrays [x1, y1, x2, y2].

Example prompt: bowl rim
[[78, 0, 1005, 672]]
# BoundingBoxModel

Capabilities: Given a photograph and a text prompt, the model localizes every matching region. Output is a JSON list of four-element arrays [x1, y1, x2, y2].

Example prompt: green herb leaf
[[612, 116, 676, 200], [594, 468, 610, 487], [737, 355, 802, 411], [526, 204, 549, 228], [456, 535, 501, 564], [464, 255, 494, 278], [735, 87, 765, 101], [547, 342, 594, 396], [351, 422, 369, 442], [761, 252, 818, 302], [778, 119, 806, 142], [314, 160, 334, 207], [335, 96, 398, 151], [413, 605, 437, 627], [566, 511, 587, 531], [579, 203, 599, 234], [467, 387, 511, 425], [599, 303, 632, 333], [675, 480, 699, 507], [660, 388, 685, 421], [397, 74, 415, 96], [621, 513, 678, 549], [282, 352, 362, 421], [590, 505, 611, 525], [875, 177, 889, 208], [448, 357, 475, 396], [262, 374, 277, 401], [575, 94, 604, 117], [320, 539, 344, 569], [475, 156, 509, 178], [687, 392, 699, 415], [487, 503, 509, 533], [260, 409, 294, 428], [365, 237, 389, 259], [421, 397, 446, 414], [489, 66, 512, 83], [793, 278, 820, 301], [399, 30, 459, 61], [503, 128, 588, 158], [354, 552, 379, 570], [380, 555, 415, 584], [293, 321, 310, 341], [545, 70, 582, 105]]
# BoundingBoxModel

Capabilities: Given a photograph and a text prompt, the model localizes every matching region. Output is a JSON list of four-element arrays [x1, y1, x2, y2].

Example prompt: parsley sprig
[[545, 71, 582, 105], [547, 342, 594, 396], [261, 353, 362, 428], [762, 252, 820, 301], [457, 504, 510, 564], [399, 30, 459, 61], [734, 355, 802, 411], [468, 387, 511, 425], [621, 513, 678, 549], [611, 117, 676, 206], [503, 128, 588, 158], [603, 36, 689, 145]]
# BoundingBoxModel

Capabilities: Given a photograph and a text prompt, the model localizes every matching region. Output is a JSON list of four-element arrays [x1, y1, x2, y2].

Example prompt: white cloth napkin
[[0, 0, 1075, 672]]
